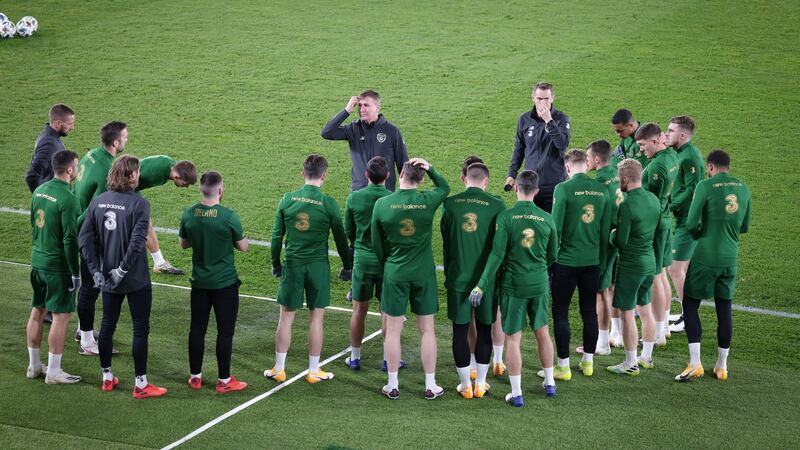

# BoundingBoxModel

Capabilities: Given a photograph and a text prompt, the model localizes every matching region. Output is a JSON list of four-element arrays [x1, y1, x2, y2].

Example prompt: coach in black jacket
[[25, 104, 75, 193], [505, 82, 570, 212], [321, 90, 408, 192]]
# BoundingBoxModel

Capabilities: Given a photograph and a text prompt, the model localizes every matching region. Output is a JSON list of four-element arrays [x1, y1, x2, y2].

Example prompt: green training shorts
[[30, 268, 75, 313], [653, 219, 673, 270], [380, 275, 438, 317], [351, 269, 382, 302], [684, 261, 737, 300], [277, 260, 330, 310], [612, 270, 654, 311], [671, 225, 698, 262], [447, 287, 497, 326], [500, 291, 549, 334]]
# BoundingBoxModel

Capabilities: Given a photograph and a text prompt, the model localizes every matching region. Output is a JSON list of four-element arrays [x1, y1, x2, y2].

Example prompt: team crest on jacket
[[527, 126, 535, 137], [377, 133, 387, 143]]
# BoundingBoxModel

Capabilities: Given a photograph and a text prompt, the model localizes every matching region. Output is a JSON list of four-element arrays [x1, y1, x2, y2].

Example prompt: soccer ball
[[0, 13, 7, 23], [16, 18, 34, 37], [20, 15, 37, 32], [0, 21, 15, 38]]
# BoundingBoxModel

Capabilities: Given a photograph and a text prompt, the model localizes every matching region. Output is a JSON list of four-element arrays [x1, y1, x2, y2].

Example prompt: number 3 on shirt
[[581, 205, 595, 224], [462, 213, 478, 233], [295, 213, 310, 231], [520, 228, 535, 248], [725, 194, 738, 214], [400, 218, 416, 236], [35, 209, 45, 229]]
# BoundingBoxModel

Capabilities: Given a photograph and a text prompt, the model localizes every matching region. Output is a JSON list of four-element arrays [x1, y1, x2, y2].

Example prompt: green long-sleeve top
[[74, 147, 114, 225], [643, 148, 679, 221], [552, 173, 612, 267], [440, 186, 506, 292], [686, 172, 751, 267], [345, 183, 392, 275], [612, 187, 660, 275], [371, 166, 449, 282], [270, 184, 351, 269], [476, 201, 558, 297], [670, 141, 705, 225], [136, 155, 176, 191], [30, 178, 81, 275]]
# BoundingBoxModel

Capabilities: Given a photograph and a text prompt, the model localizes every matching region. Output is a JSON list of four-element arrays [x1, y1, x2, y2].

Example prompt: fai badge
[[377, 133, 387, 143]]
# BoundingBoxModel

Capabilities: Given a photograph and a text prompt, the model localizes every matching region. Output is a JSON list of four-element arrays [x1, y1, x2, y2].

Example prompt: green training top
[[270, 184, 352, 269], [643, 148, 679, 221], [371, 166, 450, 282], [74, 147, 114, 223], [30, 178, 81, 274], [686, 172, 751, 267], [614, 134, 649, 169], [440, 186, 506, 292], [612, 187, 660, 275], [476, 201, 558, 297], [345, 183, 392, 275], [179, 203, 244, 289], [136, 155, 176, 191], [552, 173, 612, 267], [593, 164, 623, 226], [670, 141, 705, 225]]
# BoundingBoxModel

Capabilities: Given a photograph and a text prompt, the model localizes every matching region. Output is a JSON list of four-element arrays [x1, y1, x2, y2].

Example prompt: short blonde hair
[[617, 159, 643, 183]]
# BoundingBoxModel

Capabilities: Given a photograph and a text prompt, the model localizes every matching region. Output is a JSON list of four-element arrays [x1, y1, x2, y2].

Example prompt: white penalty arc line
[[0, 206, 446, 270], [160, 327, 384, 450], [0, 260, 381, 318]]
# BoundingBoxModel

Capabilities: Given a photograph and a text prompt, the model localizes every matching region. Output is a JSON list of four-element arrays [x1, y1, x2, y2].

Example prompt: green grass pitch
[[0, 0, 799, 448]]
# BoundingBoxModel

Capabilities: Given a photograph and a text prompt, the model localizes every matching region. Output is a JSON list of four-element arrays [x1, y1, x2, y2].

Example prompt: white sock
[[274, 352, 287, 371], [456, 366, 471, 388], [625, 350, 637, 367], [81, 330, 95, 347], [641, 341, 654, 360], [492, 345, 504, 364], [350, 346, 361, 360], [219, 376, 231, 384], [543, 367, 555, 385], [387, 371, 399, 389], [47, 353, 61, 375], [191, 372, 202, 379], [717, 347, 729, 370], [469, 354, 477, 370], [582, 353, 593, 363], [425, 372, 437, 390], [309, 355, 320, 373], [611, 318, 622, 336], [476, 363, 489, 386], [597, 330, 609, 349], [102, 367, 113, 381], [689, 343, 701, 366], [151, 250, 166, 266], [509, 374, 522, 396], [28, 347, 41, 368], [557, 357, 569, 368], [135, 374, 148, 389], [655, 321, 665, 340]]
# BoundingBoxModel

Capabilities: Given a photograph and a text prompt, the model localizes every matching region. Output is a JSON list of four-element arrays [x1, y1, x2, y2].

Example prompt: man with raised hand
[[321, 90, 409, 192], [471, 170, 559, 406], [675, 149, 750, 383], [636, 123, 679, 360], [505, 81, 571, 213], [265, 155, 352, 385], [26, 150, 82, 385], [371, 158, 449, 400], [606, 160, 660, 377], [441, 157, 505, 399], [137, 155, 198, 275], [79, 155, 167, 398], [343, 156, 394, 371], [73, 121, 127, 356], [26, 104, 76, 193], [664, 116, 705, 334], [547, 149, 611, 380], [180, 171, 249, 393], [582, 140, 625, 354], [610, 109, 648, 169]]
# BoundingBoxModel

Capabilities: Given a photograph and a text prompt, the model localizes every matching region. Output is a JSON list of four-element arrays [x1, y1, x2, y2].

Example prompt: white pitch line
[[160, 327, 384, 450], [0, 260, 381, 318], [1, 206, 446, 269]]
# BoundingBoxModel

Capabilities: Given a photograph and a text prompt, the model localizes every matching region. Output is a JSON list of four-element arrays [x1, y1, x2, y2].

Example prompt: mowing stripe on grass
[[1, 206, 445, 269], [0, 260, 381, 317], [160, 327, 384, 450]]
